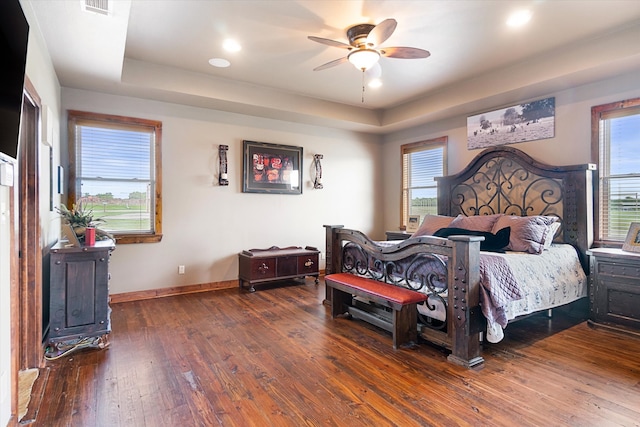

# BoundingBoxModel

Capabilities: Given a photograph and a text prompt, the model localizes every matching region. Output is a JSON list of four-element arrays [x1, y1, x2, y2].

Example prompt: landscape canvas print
[[467, 97, 555, 149]]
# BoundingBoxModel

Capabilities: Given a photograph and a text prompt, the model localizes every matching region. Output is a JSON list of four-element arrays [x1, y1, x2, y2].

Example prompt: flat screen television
[[0, 0, 30, 163]]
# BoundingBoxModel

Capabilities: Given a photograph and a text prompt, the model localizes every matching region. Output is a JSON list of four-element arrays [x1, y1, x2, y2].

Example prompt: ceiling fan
[[308, 18, 430, 73]]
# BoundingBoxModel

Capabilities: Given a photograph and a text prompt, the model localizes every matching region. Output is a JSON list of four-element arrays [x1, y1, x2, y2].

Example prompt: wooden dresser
[[47, 239, 115, 357], [238, 246, 320, 292], [587, 247, 640, 336], [385, 231, 412, 241]]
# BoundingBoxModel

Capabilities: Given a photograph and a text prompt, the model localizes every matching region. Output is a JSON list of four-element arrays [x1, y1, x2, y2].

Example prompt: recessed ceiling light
[[223, 39, 241, 52], [209, 58, 231, 68], [507, 10, 532, 27]]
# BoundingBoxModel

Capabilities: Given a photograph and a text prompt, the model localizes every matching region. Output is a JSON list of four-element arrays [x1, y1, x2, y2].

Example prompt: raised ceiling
[[25, 0, 640, 133]]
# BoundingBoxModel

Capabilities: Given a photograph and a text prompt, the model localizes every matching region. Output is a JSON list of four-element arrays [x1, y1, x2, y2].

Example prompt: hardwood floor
[[27, 279, 640, 426]]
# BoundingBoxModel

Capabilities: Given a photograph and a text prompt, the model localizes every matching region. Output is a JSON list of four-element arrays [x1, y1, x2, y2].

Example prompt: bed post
[[446, 235, 485, 369], [564, 165, 596, 272], [323, 225, 344, 305]]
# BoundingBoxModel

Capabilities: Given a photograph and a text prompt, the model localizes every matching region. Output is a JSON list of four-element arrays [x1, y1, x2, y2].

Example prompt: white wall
[[1, 1, 62, 423], [381, 70, 640, 231], [61, 88, 383, 294], [61, 68, 640, 295], [0, 180, 12, 427], [19, 0, 64, 249]]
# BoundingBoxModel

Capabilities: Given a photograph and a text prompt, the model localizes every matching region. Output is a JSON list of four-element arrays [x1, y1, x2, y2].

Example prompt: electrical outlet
[[320, 252, 325, 260], [178, 265, 185, 275]]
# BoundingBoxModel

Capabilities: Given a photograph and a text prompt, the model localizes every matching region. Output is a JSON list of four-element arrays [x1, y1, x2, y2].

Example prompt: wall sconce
[[313, 154, 323, 189], [219, 145, 229, 186]]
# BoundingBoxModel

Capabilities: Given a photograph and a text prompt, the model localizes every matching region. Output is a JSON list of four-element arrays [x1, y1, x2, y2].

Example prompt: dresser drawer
[[596, 260, 640, 280], [276, 256, 298, 277], [298, 254, 319, 275], [246, 258, 277, 280], [607, 287, 640, 321], [595, 277, 640, 325]]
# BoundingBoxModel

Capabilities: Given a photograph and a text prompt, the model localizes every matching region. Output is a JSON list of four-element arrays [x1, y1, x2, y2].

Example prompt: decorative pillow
[[449, 213, 504, 232], [434, 227, 511, 252], [543, 221, 562, 248], [410, 214, 455, 238], [491, 215, 558, 254]]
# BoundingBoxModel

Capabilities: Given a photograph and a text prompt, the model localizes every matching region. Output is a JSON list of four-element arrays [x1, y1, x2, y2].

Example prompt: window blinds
[[401, 141, 446, 226], [73, 120, 155, 234], [599, 108, 640, 240]]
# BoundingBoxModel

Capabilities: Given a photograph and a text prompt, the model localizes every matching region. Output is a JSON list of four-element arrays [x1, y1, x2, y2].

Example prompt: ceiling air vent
[[82, 0, 109, 16]]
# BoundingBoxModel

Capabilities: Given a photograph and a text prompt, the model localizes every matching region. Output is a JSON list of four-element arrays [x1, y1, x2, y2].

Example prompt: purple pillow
[[410, 215, 455, 238], [449, 213, 503, 232]]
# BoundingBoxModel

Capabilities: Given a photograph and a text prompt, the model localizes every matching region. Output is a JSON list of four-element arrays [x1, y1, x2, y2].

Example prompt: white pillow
[[544, 221, 562, 249]]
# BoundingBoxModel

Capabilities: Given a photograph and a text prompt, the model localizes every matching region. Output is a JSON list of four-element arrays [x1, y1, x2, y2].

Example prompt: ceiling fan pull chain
[[361, 70, 365, 103]]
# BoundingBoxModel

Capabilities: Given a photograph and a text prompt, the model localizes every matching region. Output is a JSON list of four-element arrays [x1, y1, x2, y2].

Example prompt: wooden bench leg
[[329, 286, 352, 318], [392, 303, 418, 349]]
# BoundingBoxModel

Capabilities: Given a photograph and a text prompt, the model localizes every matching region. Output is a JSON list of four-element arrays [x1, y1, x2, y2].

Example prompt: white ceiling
[[24, 0, 640, 134]]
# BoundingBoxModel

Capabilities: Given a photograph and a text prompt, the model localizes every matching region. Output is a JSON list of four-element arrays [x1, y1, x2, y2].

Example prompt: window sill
[[114, 233, 163, 244], [591, 240, 623, 249]]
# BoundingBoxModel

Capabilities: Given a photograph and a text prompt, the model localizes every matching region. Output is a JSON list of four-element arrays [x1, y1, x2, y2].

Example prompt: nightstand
[[47, 239, 115, 357], [587, 247, 640, 336], [385, 231, 412, 241]]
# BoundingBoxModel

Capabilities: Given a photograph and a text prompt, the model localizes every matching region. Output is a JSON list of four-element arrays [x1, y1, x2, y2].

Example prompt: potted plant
[[56, 199, 113, 242]]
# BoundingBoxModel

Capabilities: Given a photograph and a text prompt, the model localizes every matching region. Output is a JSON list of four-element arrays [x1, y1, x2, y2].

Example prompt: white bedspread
[[497, 244, 587, 320]]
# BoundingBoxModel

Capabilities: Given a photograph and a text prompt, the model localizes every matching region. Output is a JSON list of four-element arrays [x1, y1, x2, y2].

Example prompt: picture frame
[[467, 97, 555, 150], [622, 222, 640, 253], [57, 165, 64, 194], [406, 215, 420, 233], [243, 140, 303, 194], [48, 147, 54, 211], [60, 223, 81, 248]]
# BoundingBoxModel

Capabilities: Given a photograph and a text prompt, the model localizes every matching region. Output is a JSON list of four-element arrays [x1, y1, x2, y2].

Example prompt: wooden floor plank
[[32, 279, 640, 426]]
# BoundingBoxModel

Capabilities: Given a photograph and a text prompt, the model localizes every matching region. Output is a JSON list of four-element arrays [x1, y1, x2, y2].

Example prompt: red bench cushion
[[325, 273, 428, 305]]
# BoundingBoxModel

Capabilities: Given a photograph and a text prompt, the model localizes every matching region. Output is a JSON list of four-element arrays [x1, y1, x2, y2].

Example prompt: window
[[401, 137, 447, 229], [591, 98, 640, 244], [68, 110, 163, 244]]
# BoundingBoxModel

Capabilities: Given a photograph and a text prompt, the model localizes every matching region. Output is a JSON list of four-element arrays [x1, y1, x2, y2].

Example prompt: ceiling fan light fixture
[[368, 78, 382, 89], [348, 49, 380, 71], [223, 39, 242, 52], [507, 10, 532, 27]]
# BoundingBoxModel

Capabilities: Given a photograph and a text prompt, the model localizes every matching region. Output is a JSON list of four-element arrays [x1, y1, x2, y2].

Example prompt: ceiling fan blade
[[308, 36, 352, 49], [313, 57, 348, 71], [366, 18, 397, 47], [381, 47, 431, 59]]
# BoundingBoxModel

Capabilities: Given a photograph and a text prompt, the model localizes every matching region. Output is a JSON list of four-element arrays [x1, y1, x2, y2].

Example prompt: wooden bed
[[324, 146, 595, 368]]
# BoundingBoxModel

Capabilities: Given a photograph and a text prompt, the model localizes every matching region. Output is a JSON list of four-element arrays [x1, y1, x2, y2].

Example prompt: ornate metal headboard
[[436, 146, 595, 270]]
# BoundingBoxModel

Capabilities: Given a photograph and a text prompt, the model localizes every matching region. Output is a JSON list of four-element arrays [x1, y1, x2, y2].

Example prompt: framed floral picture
[[622, 222, 640, 253], [242, 140, 303, 194]]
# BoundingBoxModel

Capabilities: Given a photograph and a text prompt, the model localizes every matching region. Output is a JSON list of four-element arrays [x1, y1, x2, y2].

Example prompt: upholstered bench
[[324, 273, 428, 349]]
